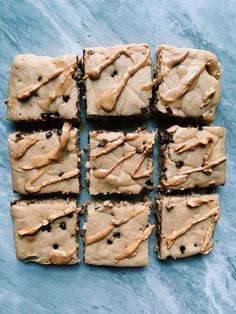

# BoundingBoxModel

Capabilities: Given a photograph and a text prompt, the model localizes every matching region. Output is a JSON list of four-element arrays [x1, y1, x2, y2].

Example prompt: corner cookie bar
[[10, 198, 79, 265], [156, 194, 220, 259], [7, 54, 80, 121]]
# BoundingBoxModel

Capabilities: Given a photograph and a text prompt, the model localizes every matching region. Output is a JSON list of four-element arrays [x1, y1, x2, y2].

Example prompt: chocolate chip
[[16, 133, 22, 138], [166, 106, 173, 114], [60, 222, 66, 230], [98, 139, 107, 147], [141, 107, 148, 113], [67, 213, 73, 218], [59, 171, 64, 177], [166, 255, 172, 260], [198, 126, 203, 131], [159, 131, 173, 145], [111, 70, 117, 77], [41, 112, 51, 120], [63, 95, 70, 102], [146, 178, 153, 186], [113, 232, 121, 238], [175, 161, 184, 168], [180, 245, 185, 254], [53, 244, 59, 249], [57, 129, 62, 136], [194, 243, 198, 247], [46, 131, 52, 139], [41, 223, 51, 232], [107, 239, 113, 245], [38, 76, 42, 81]]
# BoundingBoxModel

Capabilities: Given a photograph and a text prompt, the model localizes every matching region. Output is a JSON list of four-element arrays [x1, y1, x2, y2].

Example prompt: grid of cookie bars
[[6, 43, 226, 266]]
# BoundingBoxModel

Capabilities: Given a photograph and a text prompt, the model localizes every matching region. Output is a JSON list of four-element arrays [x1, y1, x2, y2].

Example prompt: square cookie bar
[[154, 45, 221, 123], [87, 129, 156, 195], [11, 198, 79, 265], [7, 54, 80, 121], [159, 125, 226, 192], [156, 194, 220, 259], [8, 122, 80, 195], [83, 43, 152, 118], [83, 200, 154, 267]]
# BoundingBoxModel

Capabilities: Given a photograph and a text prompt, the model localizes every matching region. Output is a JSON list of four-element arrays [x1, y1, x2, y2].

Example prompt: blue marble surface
[[0, 0, 236, 313]]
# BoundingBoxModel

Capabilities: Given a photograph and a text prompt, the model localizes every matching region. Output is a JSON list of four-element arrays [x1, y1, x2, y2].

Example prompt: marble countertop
[[0, 0, 236, 313]]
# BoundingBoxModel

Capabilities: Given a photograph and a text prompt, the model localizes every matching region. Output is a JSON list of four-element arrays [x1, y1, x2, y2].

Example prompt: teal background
[[0, 1, 236, 313]]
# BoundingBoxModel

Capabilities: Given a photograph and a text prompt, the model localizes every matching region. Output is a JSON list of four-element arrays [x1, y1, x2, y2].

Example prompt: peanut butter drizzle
[[161, 174, 188, 187], [90, 133, 139, 160], [166, 207, 220, 249], [186, 198, 213, 208], [174, 137, 212, 153], [86, 49, 133, 80], [202, 139, 215, 170], [49, 247, 77, 265], [86, 208, 145, 245], [14, 137, 40, 159], [18, 206, 75, 236], [37, 63, 76, 110], [200, 213, 220, 254], [181, 156, 226, 175], [16, 67, 65, 100], [96, 47, 150, 112], [162, 49, 189, 68], [159, 63, 206, 103], [115, 224, 155, 262], [25, 168, 79, 193], [93, 151, 136, 179], [22, 122, 72, 170], [162, 156, 226, 187], [131, 143, 153, 179], [200, 87, 216, 108]]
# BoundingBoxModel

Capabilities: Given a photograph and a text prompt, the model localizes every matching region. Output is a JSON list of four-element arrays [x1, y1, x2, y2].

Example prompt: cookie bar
[[10, 198, 79, 265], [6, 54, 80, 121], [159, 125, 226, 192], [87, 129, 156, 195], [154, 45, 221, 123], [83, 200, 154, 267], [156, 194, 220, 259], [8, 122, 80, 195], [83, 43, 152, 119]]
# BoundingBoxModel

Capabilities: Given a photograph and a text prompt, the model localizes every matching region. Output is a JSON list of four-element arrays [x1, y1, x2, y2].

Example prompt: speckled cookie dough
[[87, 129, 156, 195], [83, 200, 154, 267], [83, 43, 152, 118], [154, 45, 221, 123], [10, 198, 79, 265], [156, 194, 220, 260], [6, 54, 81, 121], [159, 125, 226, 192], [8, 122, 80, 195]]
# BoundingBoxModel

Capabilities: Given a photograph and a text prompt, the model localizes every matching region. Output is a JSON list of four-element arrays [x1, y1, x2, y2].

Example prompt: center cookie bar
[[159, 125, 226, 192], [8, 122, 80, 195], [6, 54, 81, 121], [83, 44, 152, 118], [83, 200, 154, 267], [153, 45, 221, 123], [10, 198, 79, 265], [156, 194, 220, 259], [87, 130, 156, 195]]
